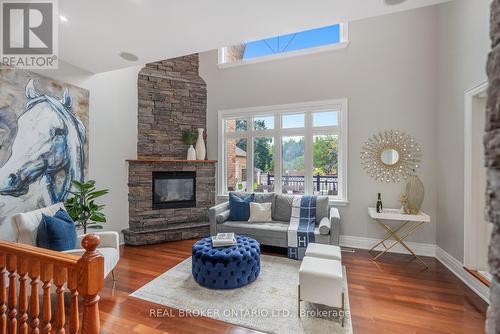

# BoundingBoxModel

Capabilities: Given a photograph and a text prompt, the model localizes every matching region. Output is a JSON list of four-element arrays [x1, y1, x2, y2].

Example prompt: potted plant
[[182, 130, 197, 160], [65, 180, 109, 234]]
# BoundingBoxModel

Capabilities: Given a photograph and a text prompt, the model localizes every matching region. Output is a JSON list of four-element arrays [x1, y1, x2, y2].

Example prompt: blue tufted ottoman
[[192, 235, 260, 289]]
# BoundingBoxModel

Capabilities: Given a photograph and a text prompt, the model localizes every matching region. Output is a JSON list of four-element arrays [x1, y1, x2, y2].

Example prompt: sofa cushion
[[217, 220, 330, 246], [37, 210, 78, 251], [220, 220, 289, 239], [248, 202, 272, 222], [13, 202, 66, 246], [228, 192, 255, 221], [273, 194, 293, 221]]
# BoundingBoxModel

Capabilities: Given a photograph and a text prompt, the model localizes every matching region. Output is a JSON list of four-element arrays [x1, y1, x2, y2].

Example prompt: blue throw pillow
[[37, 209, 78, 251], [228, 192, 255, 221]]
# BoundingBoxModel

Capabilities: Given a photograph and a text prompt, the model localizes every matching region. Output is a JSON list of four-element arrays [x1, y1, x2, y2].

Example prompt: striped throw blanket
[[287, 195, 316, 260]]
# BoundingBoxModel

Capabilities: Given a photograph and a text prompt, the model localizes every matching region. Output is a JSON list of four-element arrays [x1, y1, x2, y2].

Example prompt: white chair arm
[[77, 231, 120, 251]]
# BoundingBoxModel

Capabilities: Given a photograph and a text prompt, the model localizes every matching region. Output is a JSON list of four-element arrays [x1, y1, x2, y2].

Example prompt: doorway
[[464, 81, 492, 285]]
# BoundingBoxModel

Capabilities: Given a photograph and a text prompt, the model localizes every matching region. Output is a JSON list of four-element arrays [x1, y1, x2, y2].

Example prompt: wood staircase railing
[[0, 234, 104, 334]]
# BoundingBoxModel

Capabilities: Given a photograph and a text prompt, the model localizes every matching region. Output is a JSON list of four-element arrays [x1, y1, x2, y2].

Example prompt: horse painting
[[0, 77, 88, 240]]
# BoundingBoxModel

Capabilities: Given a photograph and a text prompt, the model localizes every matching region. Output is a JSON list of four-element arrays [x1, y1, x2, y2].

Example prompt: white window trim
[[217, 99, 348, 206], [218, 23, 349, 69]]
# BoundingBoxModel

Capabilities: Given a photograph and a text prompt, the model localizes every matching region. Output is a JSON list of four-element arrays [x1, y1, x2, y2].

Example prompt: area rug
[[130, 255, 353, 334]]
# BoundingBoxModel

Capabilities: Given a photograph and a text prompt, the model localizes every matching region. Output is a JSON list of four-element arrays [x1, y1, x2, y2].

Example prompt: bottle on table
[[376, 193, 383, 213]]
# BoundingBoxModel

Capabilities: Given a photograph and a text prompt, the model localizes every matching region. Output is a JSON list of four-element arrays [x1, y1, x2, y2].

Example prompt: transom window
[[219, 23, 348, 67], [218, 99, 348, 203]]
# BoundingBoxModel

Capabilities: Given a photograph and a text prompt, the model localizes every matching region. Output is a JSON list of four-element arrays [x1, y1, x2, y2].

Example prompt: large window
[[219, 23, 348, 67], [218, 99, 348, 203]]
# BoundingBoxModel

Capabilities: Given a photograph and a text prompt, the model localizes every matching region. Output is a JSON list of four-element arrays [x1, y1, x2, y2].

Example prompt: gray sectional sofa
[[208, 192, 340, 247]]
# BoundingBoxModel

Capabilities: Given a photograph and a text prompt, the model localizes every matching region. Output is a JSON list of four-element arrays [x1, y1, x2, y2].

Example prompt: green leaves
[[87, 225, 104, 229], [89, 212, 106, 223], [65, 179, 109, 234], [181, 130, 197, 145], [88, 189, 109, 200]]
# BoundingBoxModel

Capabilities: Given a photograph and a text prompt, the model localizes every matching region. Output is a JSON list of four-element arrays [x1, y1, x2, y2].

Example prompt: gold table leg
[[369, 220, 410, 255], [370, 219, 428, 268]]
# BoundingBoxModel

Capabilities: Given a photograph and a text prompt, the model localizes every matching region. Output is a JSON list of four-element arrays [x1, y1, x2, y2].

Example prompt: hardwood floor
[[98, 240, 487, 334]]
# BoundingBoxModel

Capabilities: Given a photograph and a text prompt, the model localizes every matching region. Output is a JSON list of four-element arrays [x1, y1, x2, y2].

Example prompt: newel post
[[77, 235, 104, 334]]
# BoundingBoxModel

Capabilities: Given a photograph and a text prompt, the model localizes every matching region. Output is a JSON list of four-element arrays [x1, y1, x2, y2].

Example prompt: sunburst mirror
[[360, 130, 422, 183]]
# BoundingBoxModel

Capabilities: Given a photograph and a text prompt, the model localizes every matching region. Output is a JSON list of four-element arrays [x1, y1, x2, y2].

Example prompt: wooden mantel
[[126, 159, 217, 164]]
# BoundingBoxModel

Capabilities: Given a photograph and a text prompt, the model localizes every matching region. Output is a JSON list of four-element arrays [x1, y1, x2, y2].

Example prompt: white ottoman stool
[[305, 243, 342, 261], [298, 256, 345, 326]]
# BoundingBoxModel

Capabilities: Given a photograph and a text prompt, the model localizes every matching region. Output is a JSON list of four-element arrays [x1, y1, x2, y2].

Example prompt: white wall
[[436, 0, 491, 261], [200, 6, 439, 244], [37, 62, 142, 241]]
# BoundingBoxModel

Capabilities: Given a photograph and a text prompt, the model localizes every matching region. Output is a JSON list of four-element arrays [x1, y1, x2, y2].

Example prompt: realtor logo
[[0, 0, 58, 69]]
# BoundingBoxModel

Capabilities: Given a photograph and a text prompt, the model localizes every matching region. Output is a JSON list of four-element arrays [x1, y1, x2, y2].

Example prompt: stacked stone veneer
[[137, 54, 207, 159], [487, 1, 500, 332], [124, 54, 215, 246]]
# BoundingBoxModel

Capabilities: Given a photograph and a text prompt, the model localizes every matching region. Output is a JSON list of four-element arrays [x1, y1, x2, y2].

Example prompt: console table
[[368, 207, 430, 268]]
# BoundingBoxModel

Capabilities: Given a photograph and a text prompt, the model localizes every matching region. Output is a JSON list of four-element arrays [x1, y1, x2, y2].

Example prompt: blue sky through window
[[243, 24, 341, 60]]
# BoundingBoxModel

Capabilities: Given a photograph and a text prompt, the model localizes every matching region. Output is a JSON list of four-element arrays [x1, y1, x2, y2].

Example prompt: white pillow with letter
[[248, 202, 272, 222]]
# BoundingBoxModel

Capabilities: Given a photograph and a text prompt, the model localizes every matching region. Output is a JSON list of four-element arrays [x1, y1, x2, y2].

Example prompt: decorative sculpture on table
[[360, 129, 422, 183], [400, 174, 425, 214]]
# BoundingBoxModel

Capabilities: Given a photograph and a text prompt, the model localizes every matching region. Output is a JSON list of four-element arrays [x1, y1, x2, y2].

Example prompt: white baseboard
[[340, 235, 436, 257], [339, 235, 489, 303], [435, 246, 490, 303]]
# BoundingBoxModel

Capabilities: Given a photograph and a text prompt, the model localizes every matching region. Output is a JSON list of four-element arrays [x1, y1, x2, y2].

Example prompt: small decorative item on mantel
[[182, 130, 197, 160], [400, 172, 425, 214], [195, 128, 206, 160]]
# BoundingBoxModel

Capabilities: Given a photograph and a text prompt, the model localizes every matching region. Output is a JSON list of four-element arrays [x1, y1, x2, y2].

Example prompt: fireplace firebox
[[152, 171, 196, 209]]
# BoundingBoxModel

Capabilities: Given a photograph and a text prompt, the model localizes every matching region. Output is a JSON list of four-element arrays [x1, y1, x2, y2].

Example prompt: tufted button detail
[[191, 235, 260, 289]]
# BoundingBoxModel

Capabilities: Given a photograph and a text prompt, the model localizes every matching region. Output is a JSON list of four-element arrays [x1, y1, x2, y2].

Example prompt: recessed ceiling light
[[59, 15, 68, 23], [119, 52, 139, 62], [384, 0, 407, 5]]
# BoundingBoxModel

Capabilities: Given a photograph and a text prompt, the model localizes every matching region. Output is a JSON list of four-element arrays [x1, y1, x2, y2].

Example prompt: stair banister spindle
[[54, 266, 67, 334], [0, 254, 6, 334], [28, 260, 41, 334], [6, 255, 17, 334], [40, 263, 53, 334], [18, 257, 29, 334], [67, 268, 80, 334]]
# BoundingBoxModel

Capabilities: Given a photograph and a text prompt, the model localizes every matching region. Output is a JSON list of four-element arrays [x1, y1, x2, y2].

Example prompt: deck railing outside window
[[255, 173, 338, 195]]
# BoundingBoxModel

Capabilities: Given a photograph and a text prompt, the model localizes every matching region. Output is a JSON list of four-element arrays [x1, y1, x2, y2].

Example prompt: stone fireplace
[[123, 54, 215, 246]]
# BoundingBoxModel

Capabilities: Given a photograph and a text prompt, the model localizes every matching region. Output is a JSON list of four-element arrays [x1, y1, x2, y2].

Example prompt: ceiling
[[58, 0, 452, 73]]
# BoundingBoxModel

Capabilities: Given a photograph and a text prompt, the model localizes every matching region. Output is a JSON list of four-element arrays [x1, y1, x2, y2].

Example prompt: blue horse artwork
[[0, 75, 88, 240]]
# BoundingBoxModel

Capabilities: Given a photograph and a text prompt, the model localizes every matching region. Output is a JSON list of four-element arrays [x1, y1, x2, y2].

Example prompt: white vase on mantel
[[195, 128, 206, 160], [187, 145, 196, 160]]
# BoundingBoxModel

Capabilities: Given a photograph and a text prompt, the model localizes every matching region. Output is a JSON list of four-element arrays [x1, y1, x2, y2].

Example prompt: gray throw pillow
[[273, 194, 293, 222], [254, 192, 275, 204], [316, 196, 329, 220]]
